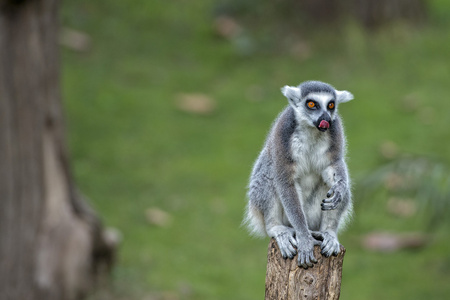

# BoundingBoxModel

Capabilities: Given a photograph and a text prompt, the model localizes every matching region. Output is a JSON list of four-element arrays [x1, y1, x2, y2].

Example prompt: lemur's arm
[[321, 159, 349, 211], [272, 109, 320, 268]]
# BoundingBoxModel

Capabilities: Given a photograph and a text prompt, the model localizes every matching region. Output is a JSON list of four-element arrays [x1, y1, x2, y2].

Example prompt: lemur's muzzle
[[316, 113, 331, 132]]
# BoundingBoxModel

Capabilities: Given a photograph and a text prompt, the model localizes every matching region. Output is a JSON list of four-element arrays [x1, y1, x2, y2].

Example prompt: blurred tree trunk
[[0, 0, 115, 299]]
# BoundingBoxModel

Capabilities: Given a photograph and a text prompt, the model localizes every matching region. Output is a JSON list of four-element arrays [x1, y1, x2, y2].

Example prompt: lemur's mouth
[[318, 120, 330, 131]]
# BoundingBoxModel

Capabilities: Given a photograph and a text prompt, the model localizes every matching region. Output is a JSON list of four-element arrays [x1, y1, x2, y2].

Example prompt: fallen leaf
[[103, 227, 122, 247], [60, 27, 92, 52], [379, 140, 399, 159], [214, 15, 241, 39], [401, 94, 420, 113], [176, 93, 216, 115], [146, 208, 172, 228], [387, 197, 417, 217], [384, 172, 405, 191], [362, 231, 429, 252]]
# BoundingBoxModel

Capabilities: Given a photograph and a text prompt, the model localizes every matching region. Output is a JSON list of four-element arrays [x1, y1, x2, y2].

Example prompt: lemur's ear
[[336, 90, 354, 103], [281, 85, 301, 107]]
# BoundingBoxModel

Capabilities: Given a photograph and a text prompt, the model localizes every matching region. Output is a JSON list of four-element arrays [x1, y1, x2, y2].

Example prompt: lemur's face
[[281, 81, 354, 133], [301, 92, 336, 132]]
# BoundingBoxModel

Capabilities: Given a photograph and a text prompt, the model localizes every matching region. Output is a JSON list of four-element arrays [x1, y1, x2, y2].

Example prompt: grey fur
[[299, 80, 336, 99], [244, 81, 354, 269]]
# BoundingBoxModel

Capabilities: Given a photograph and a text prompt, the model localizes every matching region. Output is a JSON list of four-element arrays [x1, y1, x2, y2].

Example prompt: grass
[[61, 1, 450, 299]]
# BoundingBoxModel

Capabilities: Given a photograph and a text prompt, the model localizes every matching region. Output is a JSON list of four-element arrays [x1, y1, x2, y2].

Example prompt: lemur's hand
[[311, 231, 341, 257], [321, 180, 347, 210], [295, 234, 321, 269], [274, 228, 297, 259]]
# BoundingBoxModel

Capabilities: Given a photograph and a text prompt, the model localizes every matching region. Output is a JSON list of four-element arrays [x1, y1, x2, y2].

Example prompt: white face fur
[[281, 84, 353, 132]]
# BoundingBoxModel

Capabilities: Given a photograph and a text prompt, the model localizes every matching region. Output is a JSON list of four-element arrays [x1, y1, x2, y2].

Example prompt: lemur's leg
[[274, 180, 322, 269], [311, 209, 343, 257], [264, 200, 297, 259], [313, 162, 351, 256]]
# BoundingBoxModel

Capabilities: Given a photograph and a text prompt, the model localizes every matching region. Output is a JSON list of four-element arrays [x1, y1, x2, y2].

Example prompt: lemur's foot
[[274, 229, 297, 259], [311, 231, 341, 257], [296, 234, 321, 269]]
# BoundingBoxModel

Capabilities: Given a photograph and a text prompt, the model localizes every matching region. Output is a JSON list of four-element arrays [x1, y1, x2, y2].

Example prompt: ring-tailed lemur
[[244, 80, 354, 269]]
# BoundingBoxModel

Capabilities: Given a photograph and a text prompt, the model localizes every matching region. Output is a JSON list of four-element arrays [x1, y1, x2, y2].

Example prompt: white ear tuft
[[336, 90, 354, 103], [281, 85, 301, 105]]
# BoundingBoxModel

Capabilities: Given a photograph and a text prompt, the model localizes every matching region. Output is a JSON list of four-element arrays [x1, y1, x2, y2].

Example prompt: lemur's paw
[[321, 180, 347, 210], [297, 248, 317, 269], [311, 231, 341, 257], [275, 231, 297, 259], [296, 236, 321, 269]]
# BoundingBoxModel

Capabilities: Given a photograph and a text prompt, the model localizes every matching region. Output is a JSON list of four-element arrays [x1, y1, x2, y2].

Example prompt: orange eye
[[307, 101, 315, 108], [328, 102, 335, 109]]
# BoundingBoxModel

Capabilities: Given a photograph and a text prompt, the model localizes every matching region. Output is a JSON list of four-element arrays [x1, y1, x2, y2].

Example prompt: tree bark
[[0, 0, 116, 299], [265, 238, 345, 300]]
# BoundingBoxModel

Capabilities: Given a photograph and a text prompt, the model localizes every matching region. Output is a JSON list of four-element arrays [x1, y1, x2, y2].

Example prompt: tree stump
[[265, 238, 345, 300]]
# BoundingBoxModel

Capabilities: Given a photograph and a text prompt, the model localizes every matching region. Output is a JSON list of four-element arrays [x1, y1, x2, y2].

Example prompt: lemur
[[244, 80, 354, 269]]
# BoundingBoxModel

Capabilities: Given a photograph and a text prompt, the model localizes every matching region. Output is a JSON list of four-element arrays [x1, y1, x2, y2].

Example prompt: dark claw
[[322, 191, 341, 210], [321, 202, 337, 210], [298, 251, 316, 269], [322, 198, 331, 203]]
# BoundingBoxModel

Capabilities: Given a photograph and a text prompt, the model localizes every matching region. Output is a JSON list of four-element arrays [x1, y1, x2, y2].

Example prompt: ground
[[61, 1, 450, 299]]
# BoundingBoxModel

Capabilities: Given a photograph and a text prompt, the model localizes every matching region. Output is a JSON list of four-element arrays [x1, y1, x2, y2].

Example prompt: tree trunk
[[0, 1, 116, 299], [265, 239, 345, 300]]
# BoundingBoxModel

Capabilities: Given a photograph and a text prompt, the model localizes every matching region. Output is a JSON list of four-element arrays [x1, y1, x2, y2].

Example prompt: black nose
[[320, 112, 331, 123]]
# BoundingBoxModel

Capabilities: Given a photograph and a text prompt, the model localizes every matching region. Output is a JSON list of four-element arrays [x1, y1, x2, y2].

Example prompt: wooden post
[[265, 238, 345, 300]]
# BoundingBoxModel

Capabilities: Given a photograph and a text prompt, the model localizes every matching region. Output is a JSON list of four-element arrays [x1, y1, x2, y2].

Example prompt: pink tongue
[[319, 120, 330, 129]]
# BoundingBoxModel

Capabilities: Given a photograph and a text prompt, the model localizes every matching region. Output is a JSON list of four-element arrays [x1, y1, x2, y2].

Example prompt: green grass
[[61, 1, 450, 299]]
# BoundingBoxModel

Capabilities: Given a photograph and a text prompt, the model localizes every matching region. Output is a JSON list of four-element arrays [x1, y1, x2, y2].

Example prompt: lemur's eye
[[307, 101, 315, 109], [328, 102, 335, 109]]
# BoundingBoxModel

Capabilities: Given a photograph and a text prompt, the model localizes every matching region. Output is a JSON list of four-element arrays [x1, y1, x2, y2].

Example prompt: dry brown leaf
[[214, 15, 241, 39], [387, 197, 417, 218], [384, 172, 405, 191], [145, 208, 172, 228], [60, 27, 92, 52], [362, 231, 429, 252], [401, 94, 420, 113], [103, 227, 122, 247], [176, 93, 216, 115], [379, 140, 399, 159]]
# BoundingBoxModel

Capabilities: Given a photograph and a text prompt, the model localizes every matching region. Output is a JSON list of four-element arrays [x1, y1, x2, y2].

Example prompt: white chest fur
[[290, 129, 330, 177], [290, 129, 331, 230]]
